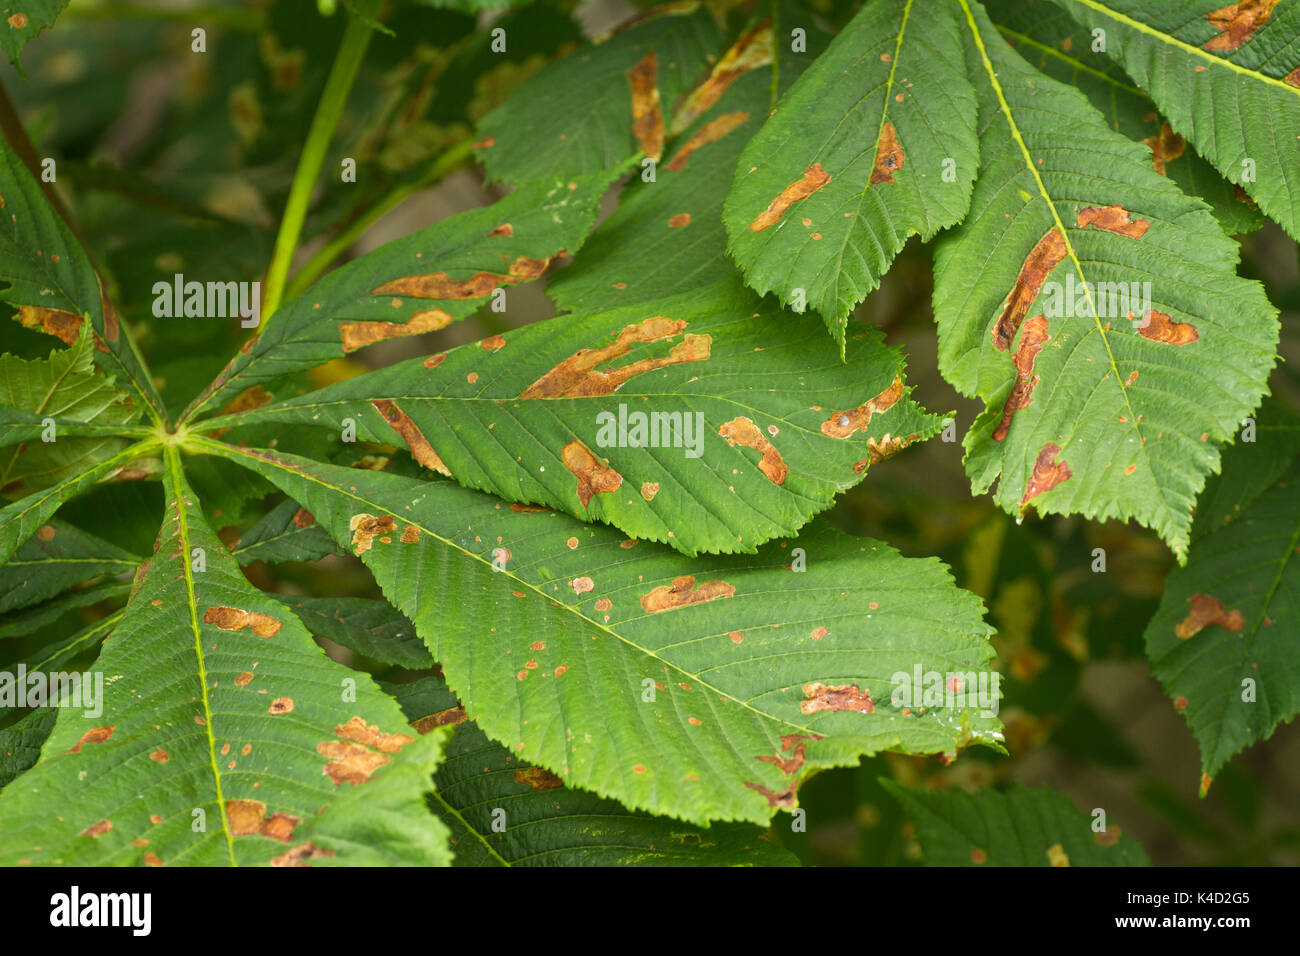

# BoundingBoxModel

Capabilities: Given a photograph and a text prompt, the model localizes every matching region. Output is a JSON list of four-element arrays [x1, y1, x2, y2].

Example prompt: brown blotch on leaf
[[144, 852, 163, 867], [514, 767, 565, 790], [340, 308, 454, 353], [235, 672, 254, 687], [1204, 0, 1278, 51], [318, 740, 390, 785], [749, 163, 832, 232], [993, 228, 1067, 351], [1077, 204, 1150, 238], [68, 726, 115, 754], [1176, 593, 1245, 639], [203, 606, 283, 638], [521, 317, 711, 399], [1021, 443, 1072, 508], [83, 820, 112, 838], [150, 749, 169, 763], [371, 399, 450, 476], [271, 842, 338, 867], [640, 481, 660, 501], [269, 697, 294, 715], [668, 213, 691, 227], [218, 385, 273, 417], [756, 733, 821, 775], [9, 13, 29, 28], [488, 223, 514, 238], [1137, 309, 1198, 345], [1143, 122, 1186, 174], [562, 440, 623, 508], [510, 502, 550, 513], [424, 352, 448, 369], [1047, 843, 1071, 867], [17, 305, 107, 351], [1094, 826, 1122, 847], [743, 780, 797, 808], [719, 416, 788, 484], [666, 112, 750, 172], [371, 257, 553, 300], [993, 315, 1050, 441], [36, 524, 56, 541], [640, 575, 735, 613], [800, 682, 874, 715], [401, 524, 420, 544], [350, 513, 395, 555], [291, 508, 315, 528], [628, 51, 665, 161], [481, 334, 506, 351], [334, 716, 414, 754], [413, 707, 467, 733], [820, 376, 904, 439], [673, 22, 771, 132], [869, 121, 905, 185], [1287, 65, 1300, 87]]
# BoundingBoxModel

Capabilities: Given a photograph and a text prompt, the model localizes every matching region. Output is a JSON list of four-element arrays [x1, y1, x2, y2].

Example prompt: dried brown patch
[[334, 716, 414, 754], [993, 315, 1050, 441], [628, 51, 665, 161], [666, 112, 750, 171], [719, 417, 788, 484], [203, 606, 282, 638], [413, 707, 467, 733], [488, 223, 513, 238], [218, 385, 273, 417], [1047, 843, 1071, 867], [640, 481, 660, 501], [424, 352, 448, 369], [17, 305, 106, 351], [271, 842, 337, 867], [1176, 593, 1245, 639], [371, 399, 450, 475], [1094, 826, 1122, 847], [371, 257, 553, 300], [144, 851, 163, 866], [340, 309, 454, 353], [521, 317, 710, 398], [1137, 310, 1198, 345], [269, 697, 294, 715], [756, 733, 820, 775], [1204, 0, 1278, 51], [67, 726, 115, 754], [514, 767, 565, 790], [9, 13, 29, 28], [36, 525, 56, 541], [799, 682, 874, 715], [150, 749, 170, 763], [1021, 443, 1072, 507], [562, 440, 623, 507], [349, 513, 396, 555], [673, 22, 772, 131], [749, 163, 831, 232], [83, 820, 112, 838], [994, 228, 1067, 351], [481, 334, 506, 351], [1143, 122, 1186, 174], [1287, 66, 1300, 87], [668, 212, 691, 227], [820, 376, 904, 439], [318, 740, 390, 784], [744, 780, 797, 807], [226, 798, 301, 842], [640, 575, 735, 613], [1077, 204, 1149, 238], [235, 672, 254, 687], [870, 121, 905, 185], [291, 508, 315, 528], [400, 525, 420, 543]]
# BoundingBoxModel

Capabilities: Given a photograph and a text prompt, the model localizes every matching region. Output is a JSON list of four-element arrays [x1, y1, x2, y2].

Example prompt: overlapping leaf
[[0, 517, 137, 615], [200, 289, 940, 555], [1048, 0, 1300, 239], [1144, 401, 1300, 782], [0, 451, 450, 866], [723, 0, 979, 348], [386, 674, 798, 865], [0, 0, 67, 66], [0, 142, 162, 419], [474, 2, 722, 184], [883, 780, 1150, 865], [182, 168, 624, 422], [984, 0, 1264, 234], [194, 438, 1001, 826], [933, 0, 1278, 559]]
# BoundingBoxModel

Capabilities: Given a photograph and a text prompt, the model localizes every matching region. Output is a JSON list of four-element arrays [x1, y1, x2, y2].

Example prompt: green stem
[[260, 1, 379, 326], [282, 135, 475, 302]]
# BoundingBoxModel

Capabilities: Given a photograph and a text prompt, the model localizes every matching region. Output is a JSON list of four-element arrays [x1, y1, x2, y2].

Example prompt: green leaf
[[983, 0, 1265, 235], [182, 168, 624, 422], [385, 675, 798, 865], [0, 578, 130, 641], [0, 517, 138, 614], [0, 0, 67, 66], [194, 438, 1002, 827], [723, 0, 979, 349], [933, 0, 1278, 560], [230, 498, 340, 565], [1143, 401, 1300, 782], [549, 18, 825, 313], [1047, 0, 1300, 239], [474, 2, 722, 184], [201, 288, 940, 556], [0, 322, 142, 496], [0, 450, 450, 866], [882, 779, 1150, 865], [0, 710, 56, 792], [274, 595, 434, 669], [0, 142, 163, 419]]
